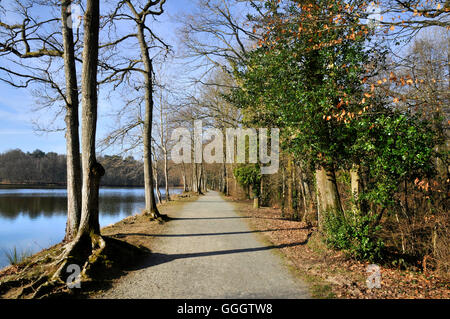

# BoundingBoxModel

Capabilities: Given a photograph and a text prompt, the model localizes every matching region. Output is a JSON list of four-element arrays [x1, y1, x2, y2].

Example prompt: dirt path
[[96, 191, 310, 299]]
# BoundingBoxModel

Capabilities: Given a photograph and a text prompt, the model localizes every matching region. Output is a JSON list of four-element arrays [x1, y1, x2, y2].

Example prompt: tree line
[[0, 149, 182, 187]]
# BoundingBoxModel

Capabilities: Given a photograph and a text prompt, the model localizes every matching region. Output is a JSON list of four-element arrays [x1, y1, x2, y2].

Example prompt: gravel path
[[97, 191, 310, 299]]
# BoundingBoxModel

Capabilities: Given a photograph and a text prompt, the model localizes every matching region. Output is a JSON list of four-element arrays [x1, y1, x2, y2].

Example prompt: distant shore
[[0, 183, 183, 189]]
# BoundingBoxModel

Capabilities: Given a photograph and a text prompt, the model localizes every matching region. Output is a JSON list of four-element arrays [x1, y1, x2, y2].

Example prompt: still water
[[0, 187, 182, 268]]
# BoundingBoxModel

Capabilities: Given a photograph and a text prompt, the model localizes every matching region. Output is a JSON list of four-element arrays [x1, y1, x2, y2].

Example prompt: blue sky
[[0, 83, 68, 154], [0, 0, 441, 156], [0, 0, 195, 155]]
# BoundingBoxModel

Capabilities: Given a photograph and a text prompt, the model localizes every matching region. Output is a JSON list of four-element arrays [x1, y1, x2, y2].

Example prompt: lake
[[0, 187, 182, 269]]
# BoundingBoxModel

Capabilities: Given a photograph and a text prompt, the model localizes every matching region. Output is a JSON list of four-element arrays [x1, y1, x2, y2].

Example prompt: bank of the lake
[[0, 191, 198, 299], [0, 187, 182, 269]]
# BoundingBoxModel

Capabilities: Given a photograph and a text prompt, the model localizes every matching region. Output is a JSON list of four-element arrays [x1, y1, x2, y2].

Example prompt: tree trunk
[[253, 197, 259, 209], [46, 0, 104, 289], [260, 174, 264, 207], [182, 163, 188, 192], [202, 167, 207, 192], [61, 0, 82, 242], [222, 127, 227, 194], [136, 23, 160, 218], [350, 164, 360, 212], [160, 103, 171, 201], [315, 166, 342, 229], [226, 165, 230, 196], [287, 156, 294, 213], [152, 159, 162, 203], [192, 163, 198, 193], [297, 166, 306, 210], [196, 163, 204, 194], [164, 149, 170, 201], [77, 0, 102, 239], [281, 165, 286, 216]]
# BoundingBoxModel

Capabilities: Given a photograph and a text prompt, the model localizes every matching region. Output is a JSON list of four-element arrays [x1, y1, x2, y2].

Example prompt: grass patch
[[3, 247, 32, 266], [300, 272, 335, 299]]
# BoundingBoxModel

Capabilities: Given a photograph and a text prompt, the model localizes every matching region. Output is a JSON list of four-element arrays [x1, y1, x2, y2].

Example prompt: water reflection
[[0, 187, 182, 268], [0, 195, 67, 219], [0, 188, 179, 219]]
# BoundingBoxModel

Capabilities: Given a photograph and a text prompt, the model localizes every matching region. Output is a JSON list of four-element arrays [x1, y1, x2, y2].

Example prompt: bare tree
[[370, 0, 449, 38], [155, 92, 173, 201], [98, 0, 169, 219], [61, 0, 82, 241], [0, 0, 82, 241], [151, 144, 163, 203], [178, 0, 261, 82]]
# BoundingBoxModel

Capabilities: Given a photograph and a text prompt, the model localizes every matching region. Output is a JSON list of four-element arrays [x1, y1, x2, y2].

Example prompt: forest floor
[[228, 196, 449, 299]]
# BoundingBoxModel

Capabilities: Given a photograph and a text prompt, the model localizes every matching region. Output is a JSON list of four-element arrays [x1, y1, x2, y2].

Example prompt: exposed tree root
[[0, 235, 151, 299], [144, 209, 170, 223]]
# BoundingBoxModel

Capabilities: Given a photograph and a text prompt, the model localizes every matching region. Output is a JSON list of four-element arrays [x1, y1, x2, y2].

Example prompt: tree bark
[[259, 174, 264, 207], [152, 158, 162, 203], [163, 149, 170, 201], [192, 163, 198, 193], [61, 0, 82, 242], [160, 104, 171, 201], [182, 162, 188, 192], [136, 22, 160, 218], [298, 166, 307, 213], [221, 127, 227, 194], [287, 156, 294, 213], [77, 0, 103, 239], [315, 166, 342, 229], [196, 162, 204, 194], [281, 164, 286, 216], [350, 164, 360, 212]]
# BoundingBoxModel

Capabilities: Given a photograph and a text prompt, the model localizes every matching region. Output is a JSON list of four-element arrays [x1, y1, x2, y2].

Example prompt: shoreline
[[0, 187, 187, 268], [0, 184, 184, 189], [0, 191, 199, 298]]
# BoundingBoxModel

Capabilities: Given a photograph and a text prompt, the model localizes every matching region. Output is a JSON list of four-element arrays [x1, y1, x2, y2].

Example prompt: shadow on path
[[112, 227, 308, 239], [170, 216, 250, 221], [129, 233, 311, 271]]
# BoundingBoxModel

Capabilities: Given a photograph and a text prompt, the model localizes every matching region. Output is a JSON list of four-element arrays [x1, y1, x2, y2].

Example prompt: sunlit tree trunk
[[152, 157, 162, 203], [77, 0, 103, 239], [61, 0, 82, 242], [297, 166, 308, 217], [287, 156, 294, 213], [136, 22, 160, 218], [163, 148, 170, 201], [181, 162, 188, 192], [350, 164, 360, 212], [315, 166, 342, 229]]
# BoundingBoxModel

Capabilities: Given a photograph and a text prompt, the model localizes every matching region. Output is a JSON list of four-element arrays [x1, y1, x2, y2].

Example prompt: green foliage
[[233, 164, 261, 197], [230, 0, 374, 172], [354, 112, 437, 209], [226, 0, 442, 264], [323, 211, 384, 262]]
